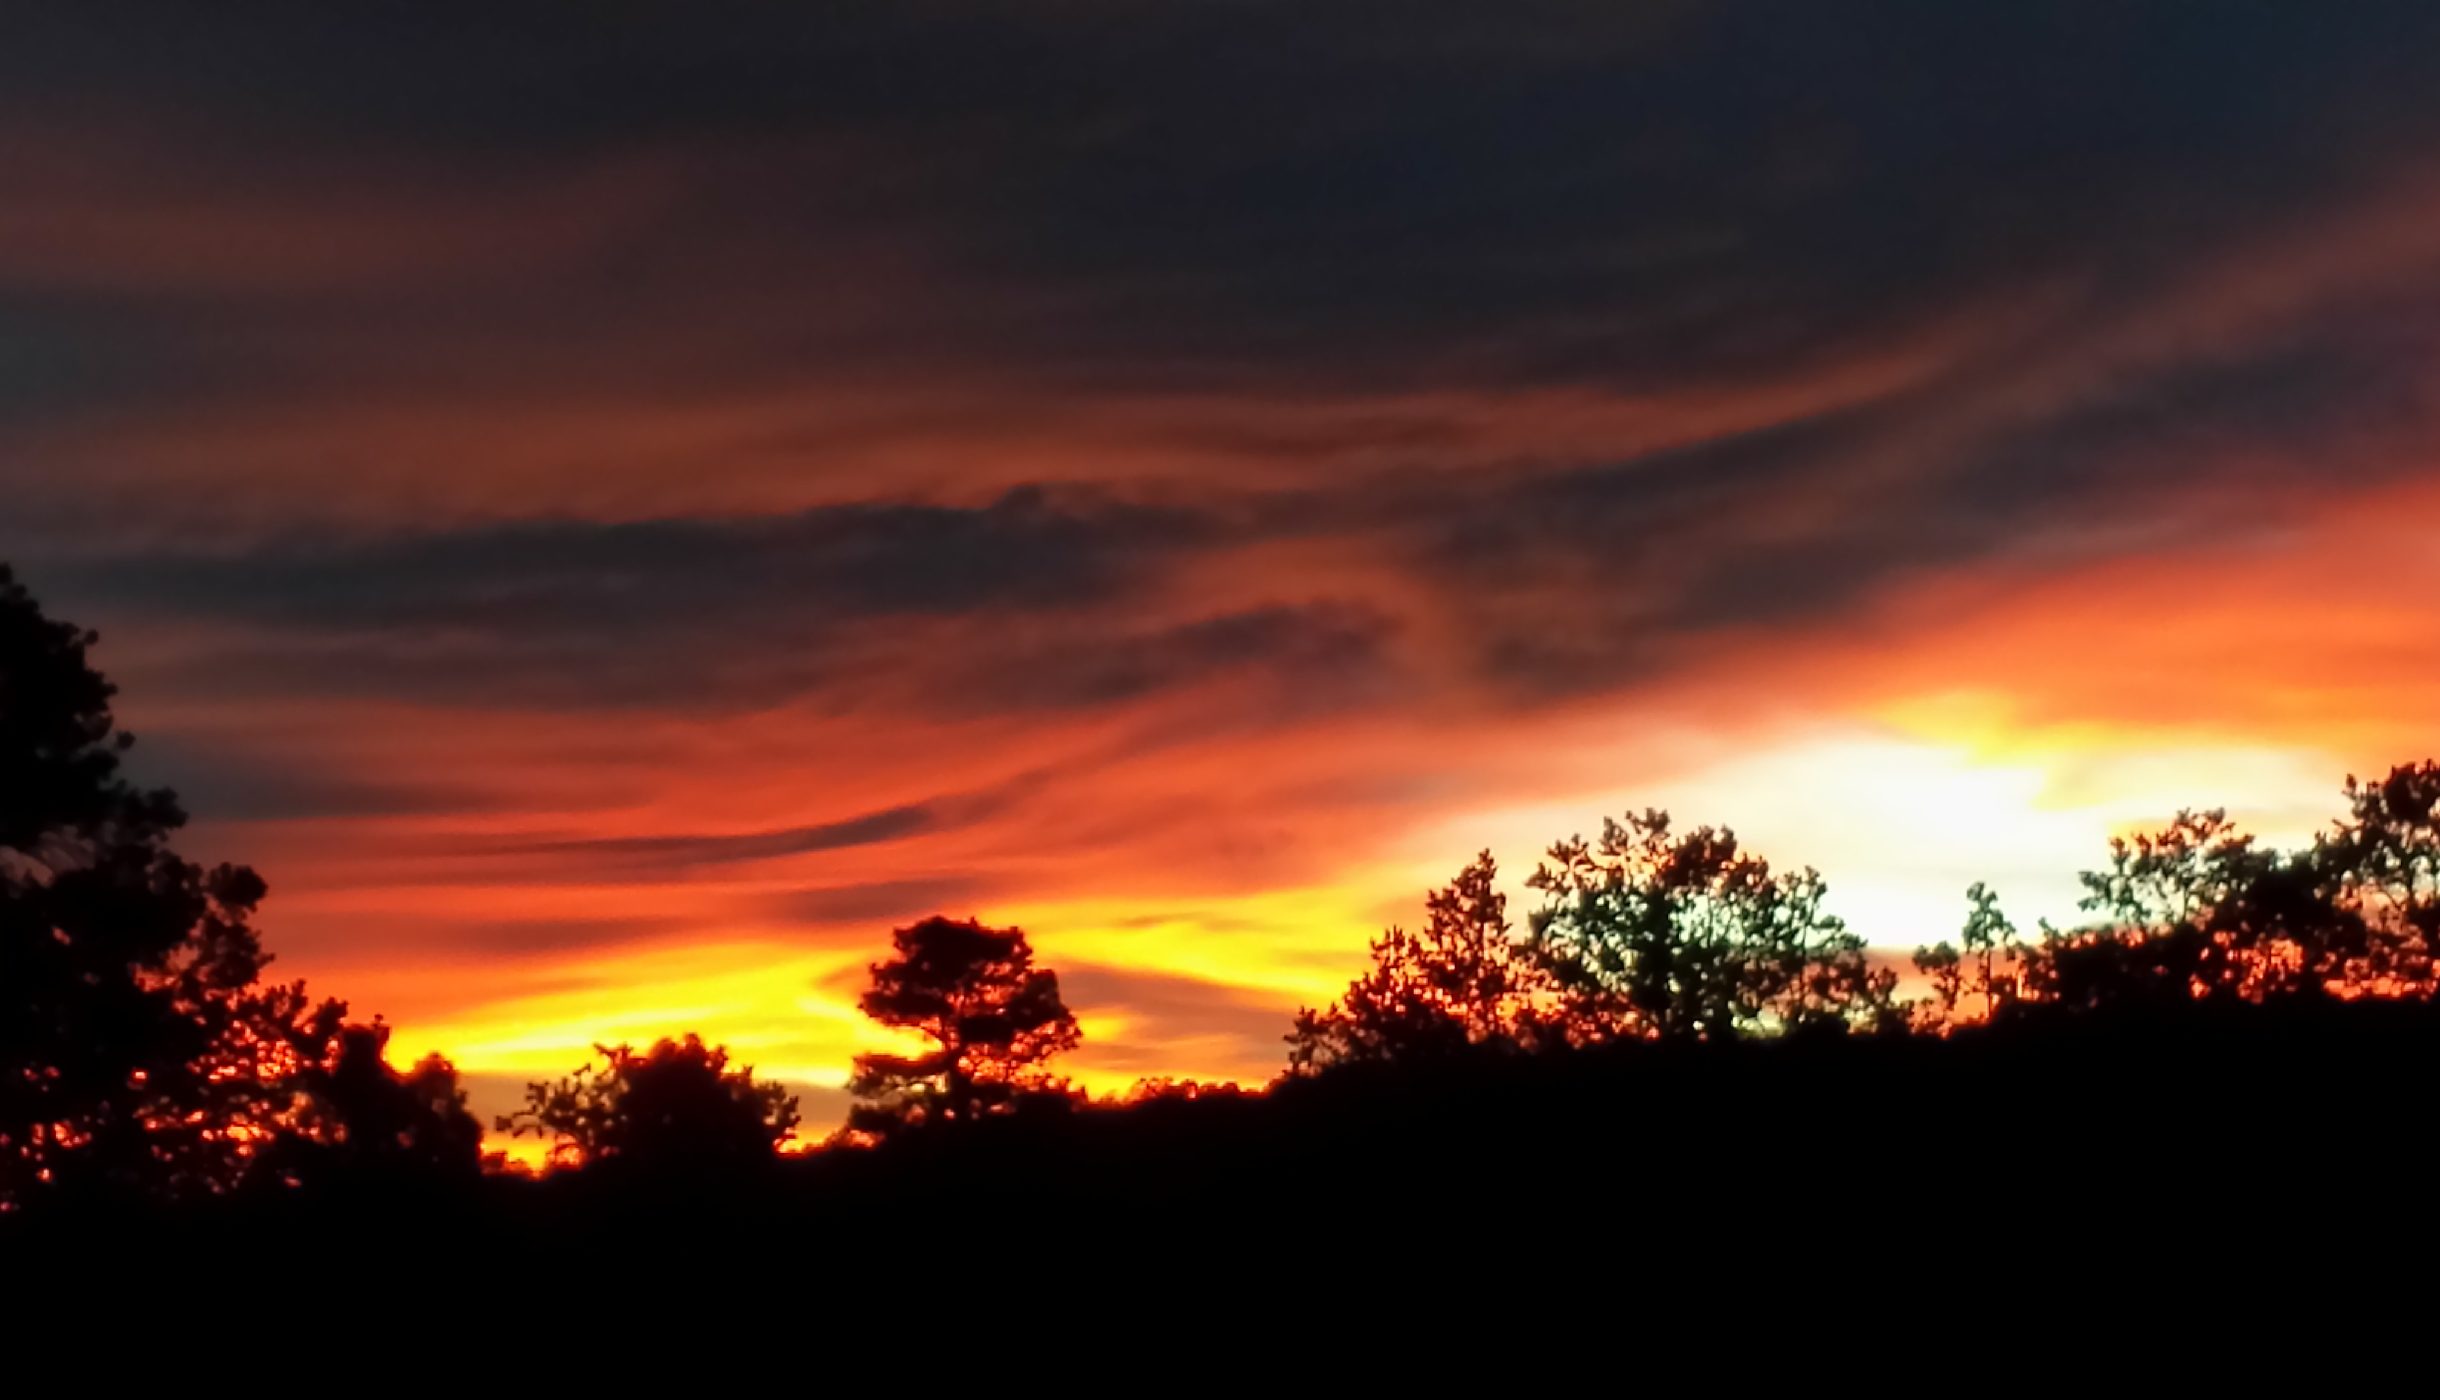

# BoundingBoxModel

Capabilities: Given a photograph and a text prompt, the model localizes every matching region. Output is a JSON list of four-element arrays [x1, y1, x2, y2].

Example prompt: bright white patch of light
[[1404, 725, 2347, 949]]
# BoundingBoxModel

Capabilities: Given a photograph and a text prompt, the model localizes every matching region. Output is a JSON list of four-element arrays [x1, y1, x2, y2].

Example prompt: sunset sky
[[7, 3, 2440, 1139]]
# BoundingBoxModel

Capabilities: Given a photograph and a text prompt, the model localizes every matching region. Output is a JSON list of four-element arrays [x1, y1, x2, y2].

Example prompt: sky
[[7, 3, 2440, 1141]]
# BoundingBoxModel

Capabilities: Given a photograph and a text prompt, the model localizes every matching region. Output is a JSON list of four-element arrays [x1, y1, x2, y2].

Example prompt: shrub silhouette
[[847, 916, 1079, 1136], [499, 1035, 799, 1171]]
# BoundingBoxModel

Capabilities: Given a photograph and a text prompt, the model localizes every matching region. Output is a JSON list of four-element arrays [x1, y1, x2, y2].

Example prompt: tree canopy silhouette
[[1902, 766, 2440, 1031], [1288, 852, 1549, 1072], [257, 1016, 484, 1188], [499, 1035, 800, 1172], [2029, 809, 2302, 1009], [1525, 810, 1899, 1041], [847, 916, 1079, 1136], [2314, 762, 2440, 995], [1, 565, 338, 1204]]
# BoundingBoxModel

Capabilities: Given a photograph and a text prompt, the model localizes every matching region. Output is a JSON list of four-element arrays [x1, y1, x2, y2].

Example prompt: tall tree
[[1525, 810, 1897, 1042], [1, 564, 335, 1204], [498, 1035, 800, 1171], [848, 916, 1079, 1136], [1288, 852, 1548, 1073]]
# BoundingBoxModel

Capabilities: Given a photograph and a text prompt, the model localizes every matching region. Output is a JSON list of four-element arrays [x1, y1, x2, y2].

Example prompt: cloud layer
[[10, 3, 2440, 1120]]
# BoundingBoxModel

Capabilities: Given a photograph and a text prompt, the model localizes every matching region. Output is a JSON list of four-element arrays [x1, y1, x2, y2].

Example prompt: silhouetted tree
[[2043, 810, 2266, 1005], [2023, 809, 2366, 1011], [2314, 762, 2440, 996], [1, 565, 338, 1205], [1525, 810, 1899, 1041], [498, 1035, 799, 1171], [254, 1015, 482, 1189], [1287, 852, 1550, 1072], [1913, 883, 2027, 1031], [847, 916, 1079, 1136]]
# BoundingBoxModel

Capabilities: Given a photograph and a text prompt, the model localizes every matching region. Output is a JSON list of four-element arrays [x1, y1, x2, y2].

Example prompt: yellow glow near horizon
[[1409, 720, 2352, 951], [391, 939, 917, 1087]]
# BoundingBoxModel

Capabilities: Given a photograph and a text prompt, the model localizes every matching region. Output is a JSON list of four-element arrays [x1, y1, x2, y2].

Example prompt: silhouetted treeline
[[1286, 770, 2440, 1066], [7, 561, 2439, 1282]]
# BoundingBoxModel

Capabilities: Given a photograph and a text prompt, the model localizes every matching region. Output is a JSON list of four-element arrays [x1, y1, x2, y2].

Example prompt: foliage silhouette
[[2023, 805, 2369, 1017], [847, 916, 1079, 1136], [256, 1015, 484, 1188], [499, 1035, 799, 1171], [2314, 761, 2440, 995], [1892, 767, 2440, 1031], [1123, 1076, 1253, 1103], [1287, 851, 1551, 1072], [2027, 809, 2293, 1008], [1524, 810, 1901, 1041], [1, 565, 339, 1205], [1912, 882, 2028, 1031]]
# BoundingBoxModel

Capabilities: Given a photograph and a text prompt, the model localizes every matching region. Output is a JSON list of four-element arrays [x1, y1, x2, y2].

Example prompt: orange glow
[[128, 462, 2435, 1151]]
